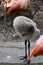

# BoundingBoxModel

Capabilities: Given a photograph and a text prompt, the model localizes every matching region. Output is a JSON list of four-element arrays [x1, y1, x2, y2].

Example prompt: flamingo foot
[[25, 60, 30, 65]]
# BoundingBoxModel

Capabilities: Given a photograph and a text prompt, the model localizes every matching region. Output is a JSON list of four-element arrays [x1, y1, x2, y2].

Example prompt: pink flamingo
[[2, 0, 30, 14]]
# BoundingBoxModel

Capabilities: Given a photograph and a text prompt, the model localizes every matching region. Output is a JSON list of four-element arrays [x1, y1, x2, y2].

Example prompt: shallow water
[[0, 41, 43, 64]]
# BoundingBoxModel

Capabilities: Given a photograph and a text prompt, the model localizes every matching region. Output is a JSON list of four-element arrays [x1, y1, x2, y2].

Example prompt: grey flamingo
[[13, 16, 40, 62]]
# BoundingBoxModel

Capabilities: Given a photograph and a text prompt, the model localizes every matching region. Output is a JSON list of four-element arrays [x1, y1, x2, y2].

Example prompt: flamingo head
[[27, 44, 42, 61]]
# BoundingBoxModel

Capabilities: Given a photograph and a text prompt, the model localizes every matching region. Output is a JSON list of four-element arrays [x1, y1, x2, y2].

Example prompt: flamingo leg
[[20, 40, 27, 61], [26, 40, 30, 64], [28, 40, 30, 61], [25, 40, 27, 58], [28, 40, 30, 55]]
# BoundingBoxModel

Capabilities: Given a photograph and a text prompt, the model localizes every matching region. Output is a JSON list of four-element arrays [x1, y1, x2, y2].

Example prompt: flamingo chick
[[2, 0, 30, 14], [13, 16, 40, 61], [27, 35, 43, 61]]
